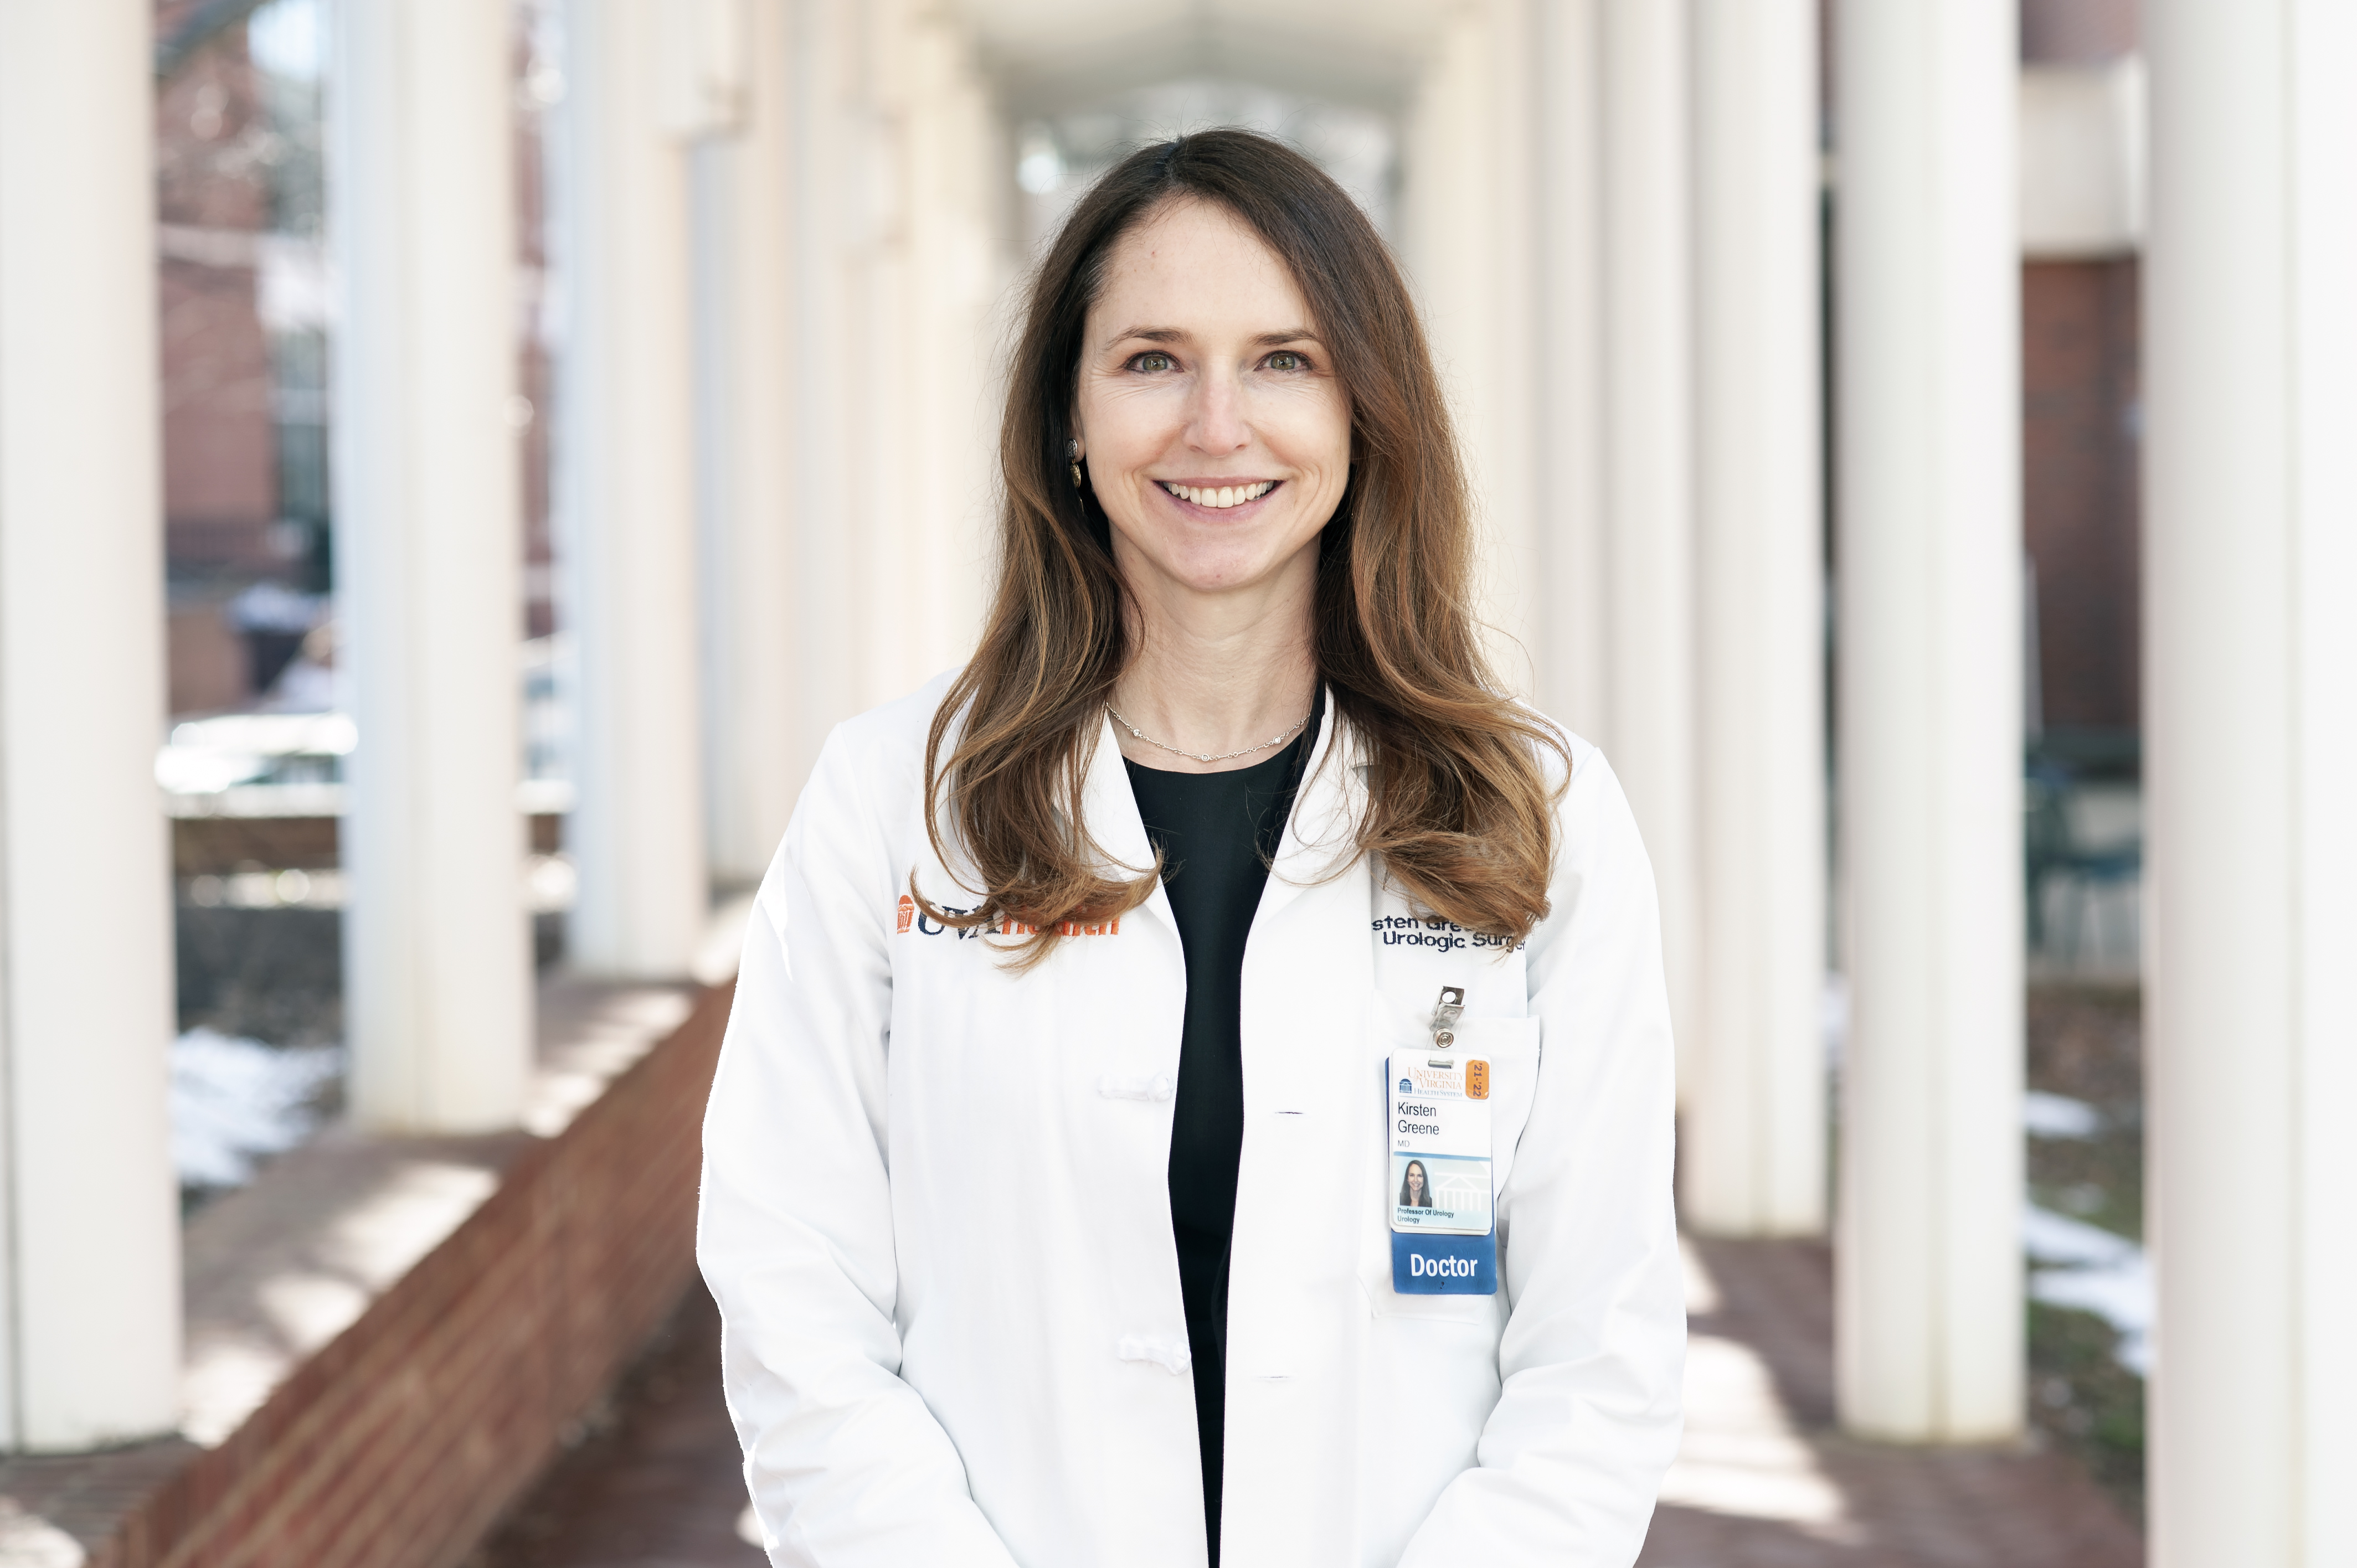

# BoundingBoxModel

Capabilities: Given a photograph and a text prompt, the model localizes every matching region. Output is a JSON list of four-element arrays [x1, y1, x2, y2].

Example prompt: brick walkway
[[1641, 1236, 2143, 1567], [465, 1285, 761, 1568], [469, 1240, 2142, 1567]]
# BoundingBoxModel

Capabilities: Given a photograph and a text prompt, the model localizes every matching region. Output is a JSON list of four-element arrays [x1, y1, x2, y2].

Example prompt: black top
[[1121, 693, 1322, 1568]]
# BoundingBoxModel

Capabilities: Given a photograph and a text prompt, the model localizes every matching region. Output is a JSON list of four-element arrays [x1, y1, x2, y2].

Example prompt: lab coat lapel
[[1076, 708, 1180, 938], [1255, 688, 1367, 929]]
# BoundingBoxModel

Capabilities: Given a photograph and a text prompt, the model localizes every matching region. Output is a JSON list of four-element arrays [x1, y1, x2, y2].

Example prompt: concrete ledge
[[0, 974, 732, 1568]]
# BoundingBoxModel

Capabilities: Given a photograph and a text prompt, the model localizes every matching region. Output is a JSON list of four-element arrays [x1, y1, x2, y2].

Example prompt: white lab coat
[[699, 674, 1684, 1568]]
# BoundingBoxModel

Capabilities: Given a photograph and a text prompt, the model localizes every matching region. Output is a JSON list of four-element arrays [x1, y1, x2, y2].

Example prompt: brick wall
[[157, 23, 279, 584], [98, 981, 731, 1568], [2023, 257, 2142, 734]]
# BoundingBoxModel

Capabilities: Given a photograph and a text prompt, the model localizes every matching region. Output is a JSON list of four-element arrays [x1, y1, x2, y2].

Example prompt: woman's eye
[[1266, 350, 1308, 372], [1131, 351, 1175, 373]]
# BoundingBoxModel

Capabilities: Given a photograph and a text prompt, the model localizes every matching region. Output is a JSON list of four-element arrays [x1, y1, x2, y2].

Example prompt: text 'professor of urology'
[[698, 130, 1684, 1568]]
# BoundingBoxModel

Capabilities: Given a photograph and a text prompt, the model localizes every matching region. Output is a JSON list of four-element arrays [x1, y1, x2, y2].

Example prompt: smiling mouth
[[1158, 479, 1278, 510]]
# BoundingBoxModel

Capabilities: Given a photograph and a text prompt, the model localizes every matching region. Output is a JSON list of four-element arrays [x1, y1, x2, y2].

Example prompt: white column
[[1400, 1, 1546, 695], [330, 0, 533, 1131], [883, 9, 1010, 697], [777, 0, 864, 785], [0, 0, 180, 1447], [557, 0, 709, 976], [1530, 0, 1608, 734], [693, 0, 799, 888], [1682, 0, 1826, 1236], [771, 0, 1003, 764], [2145, 2, 2357, 1560], [1599, 0, 1699, 1096], [1833, 0, 2023, 1442]]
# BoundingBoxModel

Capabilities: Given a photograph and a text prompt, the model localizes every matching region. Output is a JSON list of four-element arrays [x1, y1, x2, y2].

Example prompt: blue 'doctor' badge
[[1392, 1231, 1498, 1295]]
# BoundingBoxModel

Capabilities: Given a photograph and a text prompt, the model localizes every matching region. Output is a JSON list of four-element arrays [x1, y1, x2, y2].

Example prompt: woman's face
[[1406, 1164, 1427, 1200], [1073, 199, 1352, 612]]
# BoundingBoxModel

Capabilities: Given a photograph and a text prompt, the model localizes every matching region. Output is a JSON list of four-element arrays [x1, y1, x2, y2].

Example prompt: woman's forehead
[[1090, 199, 1311, 339]]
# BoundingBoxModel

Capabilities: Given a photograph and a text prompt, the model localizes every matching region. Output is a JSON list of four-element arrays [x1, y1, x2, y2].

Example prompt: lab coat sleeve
[[1397, 748, 1686, 1568], [697, 724, 1021, 1568]]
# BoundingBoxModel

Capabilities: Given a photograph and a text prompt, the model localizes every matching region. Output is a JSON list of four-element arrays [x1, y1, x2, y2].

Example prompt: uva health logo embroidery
[[896, 894, 1120, 940]]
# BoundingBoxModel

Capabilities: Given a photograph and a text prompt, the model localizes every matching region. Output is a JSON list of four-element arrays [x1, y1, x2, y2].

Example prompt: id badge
[[1388, 1049, 1497, 1294]]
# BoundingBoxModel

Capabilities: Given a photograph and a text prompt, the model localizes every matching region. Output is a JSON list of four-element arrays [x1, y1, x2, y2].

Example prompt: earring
[[1068, 440, 1084, 490]]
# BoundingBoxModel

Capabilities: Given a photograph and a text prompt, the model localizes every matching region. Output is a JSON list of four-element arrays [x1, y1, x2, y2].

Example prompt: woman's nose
[[1187, 371, 1250, 452]]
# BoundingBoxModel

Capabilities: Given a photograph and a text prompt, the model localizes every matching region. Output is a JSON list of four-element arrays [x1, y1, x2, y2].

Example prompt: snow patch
[[2024, 1202, 2150, 1374], [2023, 1090, 2104, 1139], [172, 1029, 343, 1190]]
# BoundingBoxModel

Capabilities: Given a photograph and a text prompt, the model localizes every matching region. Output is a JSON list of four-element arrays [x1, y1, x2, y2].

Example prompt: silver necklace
[[1107, 702, 1310, 765]]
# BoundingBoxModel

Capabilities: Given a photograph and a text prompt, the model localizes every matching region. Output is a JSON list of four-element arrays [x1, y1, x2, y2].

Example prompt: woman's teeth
[[1161, 480, 1275, 510]]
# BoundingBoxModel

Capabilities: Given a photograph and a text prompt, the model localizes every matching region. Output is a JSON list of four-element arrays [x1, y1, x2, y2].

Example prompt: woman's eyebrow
[[1100, 326, 1324, 350], [1104, 325, 1188, 349]]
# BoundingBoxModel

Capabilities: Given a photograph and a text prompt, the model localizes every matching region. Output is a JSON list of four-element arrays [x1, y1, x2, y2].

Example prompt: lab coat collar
[[1075, 688, 1366, 938]]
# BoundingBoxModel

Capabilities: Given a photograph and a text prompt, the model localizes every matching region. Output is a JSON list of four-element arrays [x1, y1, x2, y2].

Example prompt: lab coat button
[[1150, 1075, 1174, 1101], [1116, 1334, 1191, 1374]]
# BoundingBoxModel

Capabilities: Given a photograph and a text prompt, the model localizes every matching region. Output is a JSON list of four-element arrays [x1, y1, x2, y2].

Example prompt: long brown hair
[[920, 129, 1565, 962]]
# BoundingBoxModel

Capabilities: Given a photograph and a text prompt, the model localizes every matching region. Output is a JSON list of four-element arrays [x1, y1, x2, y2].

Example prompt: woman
[[701, 130, 1682, 1568], [1398, 1160, 1432, 1211]]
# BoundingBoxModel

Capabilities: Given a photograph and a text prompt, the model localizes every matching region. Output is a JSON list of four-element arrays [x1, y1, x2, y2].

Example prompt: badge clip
[[1430, 985, 1465, 1049]]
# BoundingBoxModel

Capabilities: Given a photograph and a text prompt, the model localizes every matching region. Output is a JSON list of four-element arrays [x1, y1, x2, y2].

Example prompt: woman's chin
[[1116, 534, 1321, 607]]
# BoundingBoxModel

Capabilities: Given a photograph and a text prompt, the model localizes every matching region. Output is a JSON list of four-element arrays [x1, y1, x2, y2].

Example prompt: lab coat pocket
[[1359, 1009, 1541, 1321]]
